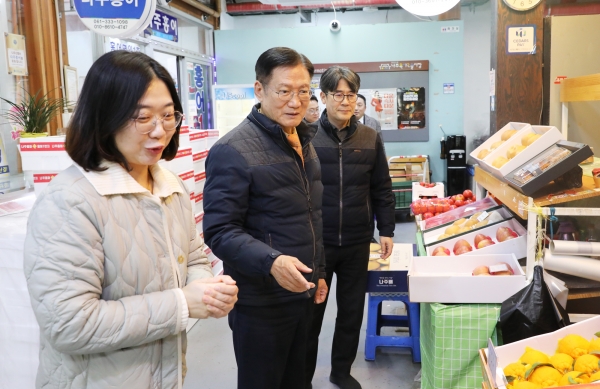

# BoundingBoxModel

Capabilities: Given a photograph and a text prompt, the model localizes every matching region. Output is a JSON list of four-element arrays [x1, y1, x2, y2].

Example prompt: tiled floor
[[183, 218, 421, 389]]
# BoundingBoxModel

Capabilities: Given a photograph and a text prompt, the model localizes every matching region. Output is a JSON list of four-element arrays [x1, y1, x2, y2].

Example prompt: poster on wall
[[187, 62, 212, 129], [397, 87, 426, 129], [4, 33, 28, 76], [360, 89, 398, 130], [215, 86, 256, 136]]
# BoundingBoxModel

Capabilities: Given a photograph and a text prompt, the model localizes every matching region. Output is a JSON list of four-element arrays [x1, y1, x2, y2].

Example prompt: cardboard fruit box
[[482, 125, 564, 180], [480, 315, 600, 389], [366, 243, 414, 293], [470, 122, 531, 168], [425, 218, 527, 259], [408, 253, 526, 303], [19, 136, 73, 171]]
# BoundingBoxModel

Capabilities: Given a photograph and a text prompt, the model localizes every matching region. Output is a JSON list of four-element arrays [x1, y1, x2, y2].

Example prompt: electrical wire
[[331, 1, 337, 20]]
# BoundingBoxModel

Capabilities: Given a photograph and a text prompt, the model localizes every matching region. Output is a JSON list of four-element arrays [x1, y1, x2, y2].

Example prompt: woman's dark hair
[[65, 50, 182, 172], [319, 66, 360, 94], [255, 47, 314, 86], [356, 94, 366, 104]]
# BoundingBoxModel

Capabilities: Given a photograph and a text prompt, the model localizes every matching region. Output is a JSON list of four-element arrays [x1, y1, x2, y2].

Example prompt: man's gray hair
[[319, 66, 360, 94]]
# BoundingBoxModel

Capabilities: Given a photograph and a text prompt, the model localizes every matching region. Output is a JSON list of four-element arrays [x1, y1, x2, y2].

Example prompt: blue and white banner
[[73, 0, 155, 38]]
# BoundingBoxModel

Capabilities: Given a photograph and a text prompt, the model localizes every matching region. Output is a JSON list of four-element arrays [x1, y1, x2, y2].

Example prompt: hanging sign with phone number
[[73, 0, 156, 39]]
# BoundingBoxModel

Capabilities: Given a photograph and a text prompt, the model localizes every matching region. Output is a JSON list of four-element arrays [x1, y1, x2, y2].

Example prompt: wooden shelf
[[560, 73, 600, 102], [474, 166, 600, 220]]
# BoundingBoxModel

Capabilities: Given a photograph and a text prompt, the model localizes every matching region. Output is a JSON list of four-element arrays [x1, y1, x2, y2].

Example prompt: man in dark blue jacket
[[203, 47, 328, 389], [306, 66, 396, 389]]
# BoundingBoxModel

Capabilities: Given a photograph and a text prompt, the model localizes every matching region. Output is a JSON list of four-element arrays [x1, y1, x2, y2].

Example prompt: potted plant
[[0, 88, 68, 139]]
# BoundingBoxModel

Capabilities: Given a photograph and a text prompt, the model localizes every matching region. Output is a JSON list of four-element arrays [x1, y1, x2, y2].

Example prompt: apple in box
[[496, 226, 518, 242], [453, 239, 473, 255], [474, 233, 496, 249], [432, 246, 450, 256]]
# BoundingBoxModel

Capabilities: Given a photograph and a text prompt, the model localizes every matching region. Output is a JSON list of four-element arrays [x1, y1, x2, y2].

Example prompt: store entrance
[[154, 51, 180, 94]]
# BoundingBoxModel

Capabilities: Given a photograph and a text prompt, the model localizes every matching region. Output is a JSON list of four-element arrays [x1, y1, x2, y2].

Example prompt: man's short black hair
[[356, 94, 366, 104], [319, 66, 360, 94], [310, 95, 318, 103], [255, 47, 314, 86], [65, 50, 182, 172]]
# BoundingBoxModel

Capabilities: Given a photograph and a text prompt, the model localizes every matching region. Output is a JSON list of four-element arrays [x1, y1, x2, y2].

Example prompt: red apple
[[474, 234, 492, 247], [463, 190, 473, 199], [423, 212, 434, 220], [477, 239, 496, 249], [449, 205, 457, 210], [432, 246, 450, 256], [454, 200, 465, 207], [453, 239, 473, 255], [496, 227, 518, 242], [472, 265, 490, 276], [455, 194, 465, 202]]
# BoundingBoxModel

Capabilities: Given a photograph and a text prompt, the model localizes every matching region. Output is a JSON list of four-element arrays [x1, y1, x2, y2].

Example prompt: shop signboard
[[187, 62, 213, 129], [146, 9, 178, 42], [73, 0, 156, 39], [214, 86, 256, 136], [104, 37, 142, 52]]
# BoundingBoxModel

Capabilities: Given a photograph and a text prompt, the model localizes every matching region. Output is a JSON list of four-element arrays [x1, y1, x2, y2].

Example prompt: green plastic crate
[[392, 181, 413, 209]]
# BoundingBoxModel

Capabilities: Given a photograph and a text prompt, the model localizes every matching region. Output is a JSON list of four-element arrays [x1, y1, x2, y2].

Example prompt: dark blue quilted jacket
[[203, 105, 325, 306], [312, 112, 395, 246]]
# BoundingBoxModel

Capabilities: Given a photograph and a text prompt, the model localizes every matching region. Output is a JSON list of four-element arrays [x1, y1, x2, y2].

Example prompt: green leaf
[[506, 375, 515, 383], [594, 331, 600, 338], [524, 362, 554, 380], [0, 87, 71, 133]]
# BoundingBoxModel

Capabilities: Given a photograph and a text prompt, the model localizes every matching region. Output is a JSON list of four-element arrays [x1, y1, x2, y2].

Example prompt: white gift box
[[207, 130, 219, 149], [190, 130, 208, 154], [19, 136, 73, 171], [170, 147, 193, 174], [193, 150, 208, 174], [195, 171, 206, 194], [177, 169, 195, 194]]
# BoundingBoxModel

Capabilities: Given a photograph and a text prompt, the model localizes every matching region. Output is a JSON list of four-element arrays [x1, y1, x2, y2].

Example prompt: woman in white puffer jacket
[[23, 51, 238, 389]]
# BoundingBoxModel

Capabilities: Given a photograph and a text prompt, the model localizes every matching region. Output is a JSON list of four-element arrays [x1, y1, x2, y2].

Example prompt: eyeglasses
[[327, 92, 358, 103], [307, 109, 320, 114], [131, 111, 183, 134], [267, 87, 313, 102]]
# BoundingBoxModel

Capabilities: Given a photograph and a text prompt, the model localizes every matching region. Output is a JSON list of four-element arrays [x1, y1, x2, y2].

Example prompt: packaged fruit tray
[[408, 253, 526, 303], [505, 140, 594, 196], [470, 122, 531, 168], [425, 218, 527, 259], [482, 315, 600, 389], [480, 125, 564, 180], [419, 196, 498, 231], [423, 206, 514, 246]]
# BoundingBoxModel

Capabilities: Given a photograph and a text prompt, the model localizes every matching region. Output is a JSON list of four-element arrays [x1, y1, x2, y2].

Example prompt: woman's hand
[[182, 276, 238, 319]]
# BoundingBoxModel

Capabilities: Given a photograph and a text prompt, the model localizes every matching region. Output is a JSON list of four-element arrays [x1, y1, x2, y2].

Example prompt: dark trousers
[[228, 298, 311, 389], [306, 242, 370, 383]]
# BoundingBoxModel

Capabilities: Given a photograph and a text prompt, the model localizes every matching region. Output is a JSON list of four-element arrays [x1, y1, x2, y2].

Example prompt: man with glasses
[[203, 47, 328, 389], [304, 95, 321, 124], [306, 66, 395, 389]]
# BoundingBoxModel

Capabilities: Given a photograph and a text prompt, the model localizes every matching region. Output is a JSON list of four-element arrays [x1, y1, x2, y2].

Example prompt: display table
[[420, 303, 500, 389]]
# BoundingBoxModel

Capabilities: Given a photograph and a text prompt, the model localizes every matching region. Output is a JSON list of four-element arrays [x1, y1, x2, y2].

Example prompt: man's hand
[[182, 276, 238, 319], [270, 255, 315, 293], [380, 237, 394, 259], [314, 279, 328, 304]]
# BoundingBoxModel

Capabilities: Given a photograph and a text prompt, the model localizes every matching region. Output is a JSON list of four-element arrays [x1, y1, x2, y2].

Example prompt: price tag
[[489, 264, 509, 274], [477, 211, 490, 222], [487, 339, 498, 386]]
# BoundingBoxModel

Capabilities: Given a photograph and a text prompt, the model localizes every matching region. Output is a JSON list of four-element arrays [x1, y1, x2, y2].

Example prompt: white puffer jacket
[[23, 161, 213, 389]]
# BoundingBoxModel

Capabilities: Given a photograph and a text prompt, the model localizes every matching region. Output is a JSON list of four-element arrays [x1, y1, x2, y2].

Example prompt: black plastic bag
[[498, 265, 570, 344]]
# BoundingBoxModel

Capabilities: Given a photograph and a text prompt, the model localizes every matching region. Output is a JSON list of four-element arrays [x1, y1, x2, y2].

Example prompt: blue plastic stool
[[364, 293, 421, 363]]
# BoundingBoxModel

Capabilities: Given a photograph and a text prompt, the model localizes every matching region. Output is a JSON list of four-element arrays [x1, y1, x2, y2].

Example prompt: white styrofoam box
[[195, 171, 206, 194], [469, 122, 531, 168], [32, 172, 60, 196], [189, 191, 195, 205], [19, 136, 73, 171], [179, 125, 190, 147], [487, 315, 600, 373], [408, 253, 526, 303], [177, 169, 195, 194], [190, 130, 208, 154], [425, 218, 527, 258], [412, 182, 445, 202], [482, 125, 564, 179], [207, 130, 219, 149], [211, 258, 224, 276], [170, 147, 193, 174], [195, 212, 204, 234], [423, 207, 513, 246], [193, 150, 208, 174]]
